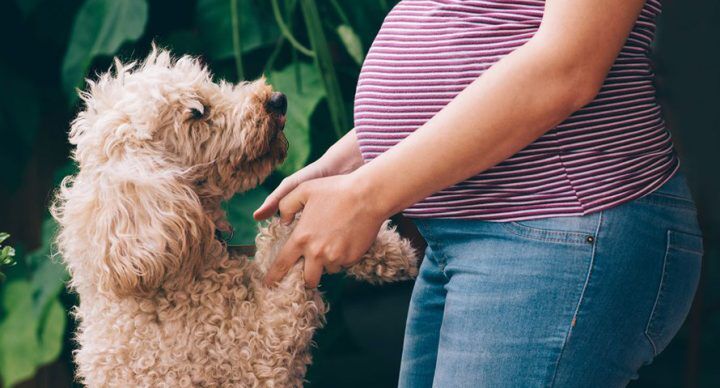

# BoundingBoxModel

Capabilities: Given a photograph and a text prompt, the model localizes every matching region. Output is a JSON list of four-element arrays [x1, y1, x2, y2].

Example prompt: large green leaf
[[197, 0, 279, 61], [28, 221, 67, 319], [267, 62, 325, 175], [0, 217, 68, 385], [37, 299, 66, 364], [225, 187, 271, 245], [0, 280, 40, 387], [61, 0, 148, 102]]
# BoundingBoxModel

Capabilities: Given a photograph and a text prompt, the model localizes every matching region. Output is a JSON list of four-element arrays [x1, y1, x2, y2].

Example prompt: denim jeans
[[398, 170, 704, 387]]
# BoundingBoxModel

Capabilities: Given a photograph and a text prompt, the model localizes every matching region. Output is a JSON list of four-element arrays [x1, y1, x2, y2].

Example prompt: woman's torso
[[353, 0, 680, 221]]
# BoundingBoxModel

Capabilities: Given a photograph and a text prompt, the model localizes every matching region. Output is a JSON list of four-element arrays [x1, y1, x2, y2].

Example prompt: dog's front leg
[[249, 220, 326, 387]]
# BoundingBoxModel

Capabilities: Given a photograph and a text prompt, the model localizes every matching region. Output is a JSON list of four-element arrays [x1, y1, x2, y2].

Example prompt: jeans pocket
[[500, 214, 598, 246], [644, 229, 703, 356]]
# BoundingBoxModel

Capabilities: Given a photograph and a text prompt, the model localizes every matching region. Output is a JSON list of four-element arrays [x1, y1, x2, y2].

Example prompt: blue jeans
[[398, 170, 704, 387]]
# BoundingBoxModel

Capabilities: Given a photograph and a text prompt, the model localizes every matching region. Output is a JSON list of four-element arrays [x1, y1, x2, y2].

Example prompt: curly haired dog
[[51, 47, 417, 387]]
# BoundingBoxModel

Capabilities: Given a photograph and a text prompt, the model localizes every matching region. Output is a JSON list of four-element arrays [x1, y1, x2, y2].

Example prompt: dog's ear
[[53, 160, 214, 297]]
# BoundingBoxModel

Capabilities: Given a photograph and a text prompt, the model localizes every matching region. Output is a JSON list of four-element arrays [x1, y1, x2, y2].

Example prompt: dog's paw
[[345, 220, 418, 284]]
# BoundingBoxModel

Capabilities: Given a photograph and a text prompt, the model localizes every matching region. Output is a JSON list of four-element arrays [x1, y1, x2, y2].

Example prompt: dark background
[[0, 0, 718, 387]]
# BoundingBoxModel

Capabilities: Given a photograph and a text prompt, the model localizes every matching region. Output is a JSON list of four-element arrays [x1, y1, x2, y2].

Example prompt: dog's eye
[[190, 105, 210, 120]]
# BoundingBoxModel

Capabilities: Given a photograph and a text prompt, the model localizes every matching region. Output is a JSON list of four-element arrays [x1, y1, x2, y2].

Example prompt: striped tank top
[[353, 0, 680, 221]]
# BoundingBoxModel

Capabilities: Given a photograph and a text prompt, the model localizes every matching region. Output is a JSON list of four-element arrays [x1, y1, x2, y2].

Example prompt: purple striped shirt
[[353, 0, 680, 221]]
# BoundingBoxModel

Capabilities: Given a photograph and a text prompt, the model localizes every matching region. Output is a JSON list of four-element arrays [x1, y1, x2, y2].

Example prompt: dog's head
[[73, 46, 288, 201], [53, 47, 287, 297]]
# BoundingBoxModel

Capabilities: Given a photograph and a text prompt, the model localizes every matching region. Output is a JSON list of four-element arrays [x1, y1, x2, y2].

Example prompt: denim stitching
[[506, 222, 584, 242], [501, 222, 591, 246], [635, 193, 697, 211], [548, 210, 604, 387], [643, 229, 672, 357], [420, 225, 450, 279], [434, 245, 449, 277], [670, 246, 705, 256]]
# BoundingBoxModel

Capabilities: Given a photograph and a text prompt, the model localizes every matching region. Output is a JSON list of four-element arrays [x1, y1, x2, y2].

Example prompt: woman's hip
[[406, 170, 703, 386]]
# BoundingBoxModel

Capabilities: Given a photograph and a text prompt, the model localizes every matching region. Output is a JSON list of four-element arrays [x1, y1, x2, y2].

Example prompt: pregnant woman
[[255, 0, 705, 386]]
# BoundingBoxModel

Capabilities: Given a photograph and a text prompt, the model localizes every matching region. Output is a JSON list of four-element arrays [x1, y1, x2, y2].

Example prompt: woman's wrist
[[349, 161, 402, 220], [316, 128, 364, 176]]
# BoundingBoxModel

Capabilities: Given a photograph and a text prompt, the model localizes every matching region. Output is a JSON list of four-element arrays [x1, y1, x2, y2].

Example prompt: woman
[[255, 0, 704, 386]]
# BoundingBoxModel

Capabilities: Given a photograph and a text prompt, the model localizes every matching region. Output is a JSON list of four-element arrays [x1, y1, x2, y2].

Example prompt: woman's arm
[[264, 0, 648, 287], [354, 0, 648, 219]]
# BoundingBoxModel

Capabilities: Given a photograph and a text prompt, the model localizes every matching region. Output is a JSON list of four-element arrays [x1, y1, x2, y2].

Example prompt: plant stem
[[286, 0, 302, 93], [264, 36, 286, 72], [230, 0, 245, 80], [329, 0, 351, 26], [264, 0, 301, 73], [271, 0, 315, 57], [300, 0, 350, 139]]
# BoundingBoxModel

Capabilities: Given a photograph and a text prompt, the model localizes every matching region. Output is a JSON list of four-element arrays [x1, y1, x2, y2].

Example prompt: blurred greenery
[[0, 233, 17, 281], [0, 0, 718, 387], [61, 0, 149, 102]]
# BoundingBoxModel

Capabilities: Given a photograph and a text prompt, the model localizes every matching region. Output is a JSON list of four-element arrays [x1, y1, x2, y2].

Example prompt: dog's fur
[[51, 47, 417, 387]]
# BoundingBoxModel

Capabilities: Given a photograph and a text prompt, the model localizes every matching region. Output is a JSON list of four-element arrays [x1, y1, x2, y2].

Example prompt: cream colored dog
[[51, 47, 417, 387]]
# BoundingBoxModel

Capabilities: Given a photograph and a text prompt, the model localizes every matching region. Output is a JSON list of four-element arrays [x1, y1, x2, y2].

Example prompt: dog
[[51, 47, 417, 387]]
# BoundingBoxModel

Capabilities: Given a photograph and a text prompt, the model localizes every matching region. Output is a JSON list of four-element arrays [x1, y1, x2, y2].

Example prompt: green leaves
[[0, 246, 15, 268], [61, 0, 149, 102], [0, 279, 66, 387], [197, 0, 279, 61], [0, 221, 68, 387], [267, 62, 326, 175], [1, 0, 400, 385], [225, 187, 271, 245], [0, 233, 16, 281], [0, 280, 38, 386], [299, 0, 351, 140]]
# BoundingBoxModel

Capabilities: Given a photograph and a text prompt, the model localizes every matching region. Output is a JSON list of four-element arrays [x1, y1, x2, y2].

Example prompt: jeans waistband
[[652, 169, 692, 200]]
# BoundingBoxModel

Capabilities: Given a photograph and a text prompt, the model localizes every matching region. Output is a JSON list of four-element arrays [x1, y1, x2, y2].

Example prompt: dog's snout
[[266, 92, 287, 116]]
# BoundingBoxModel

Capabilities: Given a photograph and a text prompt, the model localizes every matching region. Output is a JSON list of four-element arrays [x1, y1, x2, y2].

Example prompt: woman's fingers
[[253, 177, 299, 220], [262, 230, 327, 288], [263, 239, 304, 287], [303, 257, 324, 288], [278, 183, 309, 224], [324, 262, 343, 275], [254, 162, 328, 221], [252, 199, 278, 221]]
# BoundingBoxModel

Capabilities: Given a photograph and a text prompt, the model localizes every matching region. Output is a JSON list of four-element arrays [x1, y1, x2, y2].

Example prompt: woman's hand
[[253, 129, 364, 221], [263, 173, 389, 288], [253, 159, 332, 221]]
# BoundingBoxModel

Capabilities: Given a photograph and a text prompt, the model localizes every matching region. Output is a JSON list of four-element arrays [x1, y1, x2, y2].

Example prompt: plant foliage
[[0, 233, 17, 281], [1, 0, 397, 385], [0, 222, 67, 386]]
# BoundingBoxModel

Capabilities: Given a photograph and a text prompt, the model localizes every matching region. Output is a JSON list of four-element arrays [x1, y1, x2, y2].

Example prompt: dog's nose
[[266, 92, 287, 116]]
